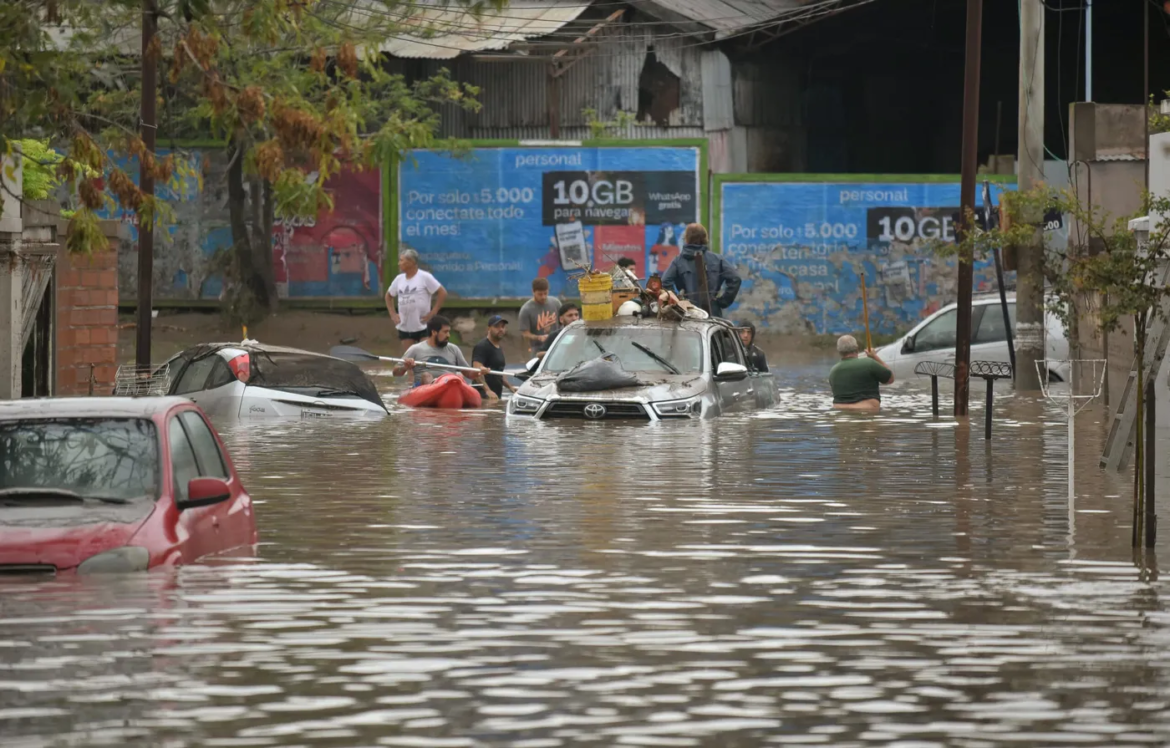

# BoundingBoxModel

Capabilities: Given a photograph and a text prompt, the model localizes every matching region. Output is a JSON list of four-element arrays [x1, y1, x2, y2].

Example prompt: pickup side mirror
[[178, 477, 232, 511], [715, 362, 749, 381], [902, 335, 915, 354]]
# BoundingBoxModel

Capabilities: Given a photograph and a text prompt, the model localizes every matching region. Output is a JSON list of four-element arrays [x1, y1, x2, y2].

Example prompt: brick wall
[[55, 249, 119, 395]]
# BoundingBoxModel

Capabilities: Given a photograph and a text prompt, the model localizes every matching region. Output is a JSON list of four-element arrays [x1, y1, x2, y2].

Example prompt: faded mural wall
[[716, 176, 1017, 335], [100, 148, 382, 301]]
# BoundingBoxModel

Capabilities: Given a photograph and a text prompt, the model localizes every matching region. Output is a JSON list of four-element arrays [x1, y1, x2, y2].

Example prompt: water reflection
[[2, 362, 1170, 746]]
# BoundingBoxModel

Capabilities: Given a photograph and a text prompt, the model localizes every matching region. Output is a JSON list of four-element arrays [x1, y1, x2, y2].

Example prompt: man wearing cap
[[472, 315, 516, 402], [829, 334, 894, 411]]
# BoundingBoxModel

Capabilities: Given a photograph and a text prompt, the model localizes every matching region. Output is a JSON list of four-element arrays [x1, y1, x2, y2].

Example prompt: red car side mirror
[[179, 477, 232, 510]]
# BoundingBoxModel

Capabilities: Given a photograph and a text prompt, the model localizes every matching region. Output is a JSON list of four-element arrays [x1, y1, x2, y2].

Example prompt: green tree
[[937, 187, 1170, 544], [4, 0, 499, 323], [582, 108, 639, 140]]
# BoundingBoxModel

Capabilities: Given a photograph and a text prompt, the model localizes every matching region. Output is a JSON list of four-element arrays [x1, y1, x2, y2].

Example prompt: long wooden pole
[[860, 272, 873, 351], [135, 0, 157, 369]]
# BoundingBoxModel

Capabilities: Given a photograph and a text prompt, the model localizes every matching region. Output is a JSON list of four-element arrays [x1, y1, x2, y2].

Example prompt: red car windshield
[[0, 418, 160, 501]]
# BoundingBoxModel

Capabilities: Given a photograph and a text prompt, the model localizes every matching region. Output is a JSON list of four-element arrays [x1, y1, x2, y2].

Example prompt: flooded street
[[4, 358, 1170, 747]]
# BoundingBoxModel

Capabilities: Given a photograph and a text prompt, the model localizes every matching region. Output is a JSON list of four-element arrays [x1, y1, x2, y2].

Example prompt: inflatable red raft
[[398, 373, 483, 409]]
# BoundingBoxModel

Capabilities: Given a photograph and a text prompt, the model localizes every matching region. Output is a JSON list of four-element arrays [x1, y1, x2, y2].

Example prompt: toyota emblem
[[583, 403, 607, 420]]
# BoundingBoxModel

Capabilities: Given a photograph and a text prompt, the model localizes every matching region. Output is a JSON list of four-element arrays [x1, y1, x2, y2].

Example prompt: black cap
[[487, 315, 508, 327]]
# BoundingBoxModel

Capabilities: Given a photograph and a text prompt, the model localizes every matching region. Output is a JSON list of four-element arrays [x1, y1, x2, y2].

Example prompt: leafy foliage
[[14, 139, 63, 200], [2, 0, 500, 297], [1151, 93, 1170, 136], [929, 186, 1170, 344], [583, 108, 640, 140]]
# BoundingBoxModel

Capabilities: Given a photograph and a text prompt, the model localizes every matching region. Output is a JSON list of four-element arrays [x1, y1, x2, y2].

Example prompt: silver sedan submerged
[[508, 317, 777, 422], [158, 343, 389, 419]]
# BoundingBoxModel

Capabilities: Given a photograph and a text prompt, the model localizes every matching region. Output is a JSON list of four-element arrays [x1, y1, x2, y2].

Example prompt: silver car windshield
[[543, 327, 704, 374], [0, 418, 159, 501]]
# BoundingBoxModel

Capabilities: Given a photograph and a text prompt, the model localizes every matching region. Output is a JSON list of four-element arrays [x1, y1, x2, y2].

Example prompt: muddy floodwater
[[4, 356, 1170, 748]]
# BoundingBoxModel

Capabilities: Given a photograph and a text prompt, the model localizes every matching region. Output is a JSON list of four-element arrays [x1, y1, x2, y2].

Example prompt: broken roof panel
[[368, 0, 589, 59]]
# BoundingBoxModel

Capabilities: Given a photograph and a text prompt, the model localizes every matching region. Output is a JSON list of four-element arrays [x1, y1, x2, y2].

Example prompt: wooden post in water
[[1134, 362, 1145, 548], [1146, 378, 1157, 548], [955, 0, 984, 414]]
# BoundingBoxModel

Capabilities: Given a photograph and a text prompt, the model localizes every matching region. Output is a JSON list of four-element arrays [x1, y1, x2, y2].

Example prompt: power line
[[311, 0, 871, 59], [318, 0, 866, 45]]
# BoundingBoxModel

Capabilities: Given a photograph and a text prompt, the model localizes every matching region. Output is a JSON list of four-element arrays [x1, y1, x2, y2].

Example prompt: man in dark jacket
[[736, 321, 769, 372], [661, 223, 741, 318]]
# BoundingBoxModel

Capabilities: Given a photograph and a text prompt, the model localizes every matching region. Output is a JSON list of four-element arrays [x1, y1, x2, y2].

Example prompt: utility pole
[[1015, 0, 1046, 392], [135, 0, 157, 370], [1085, 0, 1092, 101], [955, 0, 984, 416], [1144, 0, 1150, 192]]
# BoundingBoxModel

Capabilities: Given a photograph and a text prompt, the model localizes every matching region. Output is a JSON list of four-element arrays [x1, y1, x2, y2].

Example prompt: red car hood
[[0, 501, 157, 571]]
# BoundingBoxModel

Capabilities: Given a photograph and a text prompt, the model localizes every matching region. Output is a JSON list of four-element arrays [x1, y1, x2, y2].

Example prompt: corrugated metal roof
[[48, 0, 587, 59], [369, 0, 589, 60], [632, 0, 842, 38], [659, 0, 804, 31]]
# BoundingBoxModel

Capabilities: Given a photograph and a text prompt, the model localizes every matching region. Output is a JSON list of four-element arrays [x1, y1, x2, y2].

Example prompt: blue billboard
[[396, 145, 703, 299], [716, 178, 1016, 335]]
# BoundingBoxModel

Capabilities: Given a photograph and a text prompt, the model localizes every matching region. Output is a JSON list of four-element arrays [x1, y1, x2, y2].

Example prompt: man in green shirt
[[829, 334, 895, 411]]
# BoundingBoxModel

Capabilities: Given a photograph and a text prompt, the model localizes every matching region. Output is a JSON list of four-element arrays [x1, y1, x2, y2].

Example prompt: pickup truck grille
[[543, 401, 650, 420]]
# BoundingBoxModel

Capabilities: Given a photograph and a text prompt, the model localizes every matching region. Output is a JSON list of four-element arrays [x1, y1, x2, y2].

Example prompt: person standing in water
[[660, 224, 741, 318], [472, 315, 516, 402], [386, 248, 446, 353], [736, 322, 769, 372], [394, 315, 480, 388], [828, 334, 894, 411], [519, 278, 561, 355]]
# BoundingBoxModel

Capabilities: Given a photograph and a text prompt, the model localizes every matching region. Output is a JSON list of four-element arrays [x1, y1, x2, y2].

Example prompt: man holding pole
[[661, 224, 741, 318], [394, 315, 482, 388], [829, 335, 895, 411], [472, 315, 517, 402]]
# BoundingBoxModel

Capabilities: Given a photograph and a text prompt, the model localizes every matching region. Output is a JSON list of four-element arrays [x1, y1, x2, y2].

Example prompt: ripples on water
[[3, 361, 1170, 747]]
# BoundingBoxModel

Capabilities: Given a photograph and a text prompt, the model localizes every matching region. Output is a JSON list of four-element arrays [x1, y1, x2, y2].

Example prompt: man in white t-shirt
[[386, 248, 447, 352]]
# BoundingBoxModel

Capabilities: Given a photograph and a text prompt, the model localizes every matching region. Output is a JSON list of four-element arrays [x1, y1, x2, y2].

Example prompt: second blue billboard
[[397, 145, 702, 299], [718, 179, 1016, 334]]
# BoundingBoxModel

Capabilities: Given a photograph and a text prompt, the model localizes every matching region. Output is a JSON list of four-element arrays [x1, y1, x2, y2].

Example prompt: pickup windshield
[[543, 328, 704, 374], [0, 418, 159, 502]]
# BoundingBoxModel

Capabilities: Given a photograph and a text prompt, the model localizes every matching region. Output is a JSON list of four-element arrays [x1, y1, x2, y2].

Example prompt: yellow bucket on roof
[[578, 272, 614, 321]]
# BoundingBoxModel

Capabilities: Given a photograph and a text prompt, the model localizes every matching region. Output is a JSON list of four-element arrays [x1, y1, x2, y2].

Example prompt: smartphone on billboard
[[555, 221, 590, 271]]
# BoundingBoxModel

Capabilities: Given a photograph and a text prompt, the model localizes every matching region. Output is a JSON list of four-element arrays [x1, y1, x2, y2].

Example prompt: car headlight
[[652, 397, 702, 417], [511, 395, 544, 414], [77, 546, 151, 574]]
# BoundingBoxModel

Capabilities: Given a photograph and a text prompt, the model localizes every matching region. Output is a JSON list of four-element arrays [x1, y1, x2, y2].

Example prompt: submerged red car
[[0, 397, 257, 574]]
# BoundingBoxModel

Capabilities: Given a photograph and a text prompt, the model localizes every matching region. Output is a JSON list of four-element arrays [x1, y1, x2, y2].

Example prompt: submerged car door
[[171, 355, 238, 417], [970, 303, 1014, 368], [741, 339, 776, 408], [710, 329, 751, 412], [168, 412, 239, 562], [898, 306, 962, 376]]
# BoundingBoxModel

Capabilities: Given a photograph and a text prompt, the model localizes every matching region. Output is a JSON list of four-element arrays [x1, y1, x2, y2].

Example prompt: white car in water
[[159, 343, 388, 418], [874, 294, 1071, 383]]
